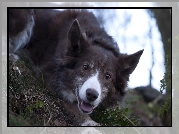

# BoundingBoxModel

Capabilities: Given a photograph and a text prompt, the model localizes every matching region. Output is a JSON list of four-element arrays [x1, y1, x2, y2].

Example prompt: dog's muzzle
[[78, 88, 99, 114]]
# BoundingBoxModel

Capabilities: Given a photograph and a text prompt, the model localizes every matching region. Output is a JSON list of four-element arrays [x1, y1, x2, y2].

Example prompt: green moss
[[9, 55, 63, 126]]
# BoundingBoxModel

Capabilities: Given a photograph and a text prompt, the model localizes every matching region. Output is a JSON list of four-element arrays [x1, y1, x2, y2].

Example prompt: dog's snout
[[86, 88, 99, 101]]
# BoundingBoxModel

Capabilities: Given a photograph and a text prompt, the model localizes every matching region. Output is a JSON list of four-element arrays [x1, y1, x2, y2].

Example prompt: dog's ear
[[116, 49, 144, 96], [122, 49, 144, 74], [67, 19, 87, 56]]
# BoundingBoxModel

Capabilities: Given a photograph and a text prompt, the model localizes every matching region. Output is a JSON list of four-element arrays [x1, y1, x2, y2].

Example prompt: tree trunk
[[150, 9, 171, 96]]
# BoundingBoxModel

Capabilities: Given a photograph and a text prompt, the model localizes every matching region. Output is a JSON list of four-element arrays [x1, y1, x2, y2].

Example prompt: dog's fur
[[9, 9, 143, 126]]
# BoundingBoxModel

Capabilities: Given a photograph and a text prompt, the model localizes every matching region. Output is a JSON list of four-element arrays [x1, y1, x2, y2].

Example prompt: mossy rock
[[9, 54, 73, 126]]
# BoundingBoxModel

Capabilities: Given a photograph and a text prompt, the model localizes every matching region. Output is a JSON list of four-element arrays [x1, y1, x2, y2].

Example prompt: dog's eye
[[105, 72, 111, 79], [83, 64, 89, 70]]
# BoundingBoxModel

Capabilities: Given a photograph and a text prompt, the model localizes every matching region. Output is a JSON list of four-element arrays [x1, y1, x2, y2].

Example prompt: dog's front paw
[[82, 120, 100, 126]]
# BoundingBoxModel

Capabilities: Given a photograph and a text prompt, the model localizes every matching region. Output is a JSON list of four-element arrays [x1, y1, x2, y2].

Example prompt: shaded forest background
[[2, 2, 178, 134]]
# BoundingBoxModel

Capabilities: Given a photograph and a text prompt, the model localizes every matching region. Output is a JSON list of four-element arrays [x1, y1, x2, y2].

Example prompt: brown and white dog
[[9, 9, 143, 126]]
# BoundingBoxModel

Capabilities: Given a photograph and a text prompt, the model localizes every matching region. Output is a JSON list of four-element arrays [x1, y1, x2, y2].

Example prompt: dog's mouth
[[77, 96, 94, 114]]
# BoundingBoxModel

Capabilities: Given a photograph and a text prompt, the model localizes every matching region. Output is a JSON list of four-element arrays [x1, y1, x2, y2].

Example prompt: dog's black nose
[[86, 88, 99, 101]]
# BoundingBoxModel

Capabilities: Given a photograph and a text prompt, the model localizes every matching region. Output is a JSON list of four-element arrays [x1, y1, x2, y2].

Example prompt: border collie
[[9, 9, 143, 126]]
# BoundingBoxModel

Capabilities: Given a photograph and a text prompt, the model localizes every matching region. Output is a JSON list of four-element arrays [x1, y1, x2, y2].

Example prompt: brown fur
[[9, 9, 143, 126]]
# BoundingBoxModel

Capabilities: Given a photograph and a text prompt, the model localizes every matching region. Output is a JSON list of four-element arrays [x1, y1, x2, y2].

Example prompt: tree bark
[[150, 9, 171, 96]]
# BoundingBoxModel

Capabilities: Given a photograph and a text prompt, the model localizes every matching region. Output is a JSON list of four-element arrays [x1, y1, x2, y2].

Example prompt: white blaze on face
[[79, 71, 101, 107]]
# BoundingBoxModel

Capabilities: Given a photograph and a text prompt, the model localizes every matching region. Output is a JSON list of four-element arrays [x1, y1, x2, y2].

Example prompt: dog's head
[[51, 19, 143, 114]]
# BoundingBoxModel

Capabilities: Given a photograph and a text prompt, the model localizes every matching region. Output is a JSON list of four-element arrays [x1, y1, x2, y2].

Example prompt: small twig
[[122, 114, 136, 126], [148, 94, 163, 108], [122, 114, 142, 134], [44, 107, 52, 126], [152, 94, 163, 104]]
